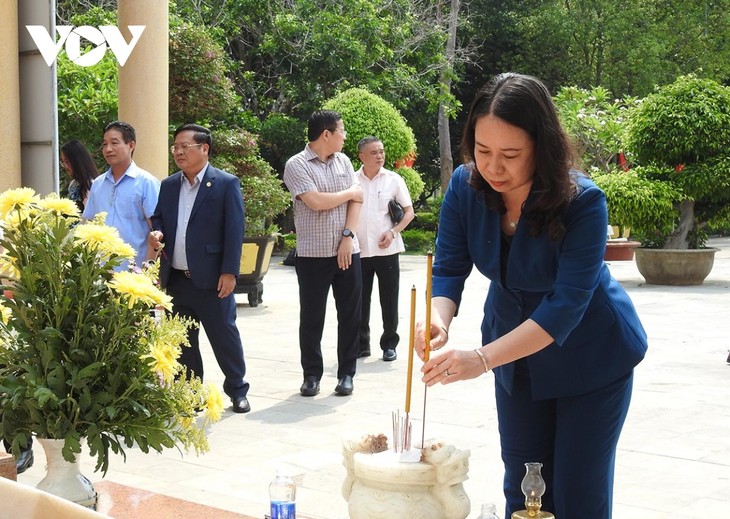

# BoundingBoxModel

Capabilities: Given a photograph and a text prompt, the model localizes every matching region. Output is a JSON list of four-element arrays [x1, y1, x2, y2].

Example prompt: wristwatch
[[342, 229, 354, 238]]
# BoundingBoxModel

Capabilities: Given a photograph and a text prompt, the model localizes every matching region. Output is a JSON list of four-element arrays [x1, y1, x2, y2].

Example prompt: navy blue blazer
[[151, 165, 245, 291], [434, 165, 647, 399]]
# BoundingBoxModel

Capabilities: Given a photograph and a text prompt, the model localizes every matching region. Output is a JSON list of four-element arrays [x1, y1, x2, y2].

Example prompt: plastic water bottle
[[476, 503, 500, 519], [269, 471, 296, 519]]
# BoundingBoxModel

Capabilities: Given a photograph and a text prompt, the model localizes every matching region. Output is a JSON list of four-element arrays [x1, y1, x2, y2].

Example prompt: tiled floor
[[94, 481, 255, 519], [14, 238, 730, 519]]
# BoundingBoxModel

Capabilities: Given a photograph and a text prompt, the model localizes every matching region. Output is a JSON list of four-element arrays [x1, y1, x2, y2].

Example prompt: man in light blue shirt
[[83, 121, 160, 269]]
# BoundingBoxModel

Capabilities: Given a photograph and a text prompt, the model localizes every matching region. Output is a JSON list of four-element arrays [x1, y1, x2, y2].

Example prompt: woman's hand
[[414, 320, 449, 361], [420, 348, 487, 386]]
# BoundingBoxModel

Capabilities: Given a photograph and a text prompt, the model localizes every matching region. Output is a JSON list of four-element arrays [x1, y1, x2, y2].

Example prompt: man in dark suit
[[149, 123, 250, 413]]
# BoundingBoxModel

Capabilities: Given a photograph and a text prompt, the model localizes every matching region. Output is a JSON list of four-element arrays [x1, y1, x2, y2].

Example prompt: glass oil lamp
[[510, 462, 555, 519]]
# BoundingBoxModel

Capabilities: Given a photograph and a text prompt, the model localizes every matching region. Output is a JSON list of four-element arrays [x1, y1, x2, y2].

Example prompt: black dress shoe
[[383, 348, 397, 361], [334, 375, 354, 396], [300, 376, 320, 397], [357, 349, 371, 358], [231, 396, 251, 413], [15, 447, 34, 475]]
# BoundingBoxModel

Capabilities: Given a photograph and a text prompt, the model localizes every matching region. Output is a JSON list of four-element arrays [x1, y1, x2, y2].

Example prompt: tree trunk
[[438, 104, 453, 195], [664, 199, 694, 249], [437, 0, 460, 195]]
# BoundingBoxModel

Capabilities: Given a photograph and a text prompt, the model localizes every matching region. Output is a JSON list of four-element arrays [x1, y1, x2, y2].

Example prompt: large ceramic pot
[[634, 247, 720, 285], [235, 235, 276, 306], [36, 438, 97, 509], [604, 240, 640, 261]]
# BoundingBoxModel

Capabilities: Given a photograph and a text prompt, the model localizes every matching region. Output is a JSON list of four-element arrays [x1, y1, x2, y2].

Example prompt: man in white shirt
[[354, 137, 415, 361]]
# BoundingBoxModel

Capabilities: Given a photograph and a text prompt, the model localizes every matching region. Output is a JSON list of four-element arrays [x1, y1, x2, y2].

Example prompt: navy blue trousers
[[167, 270, 249, 400], [496, 365, 633, 519], [295, 254, 361, 380], [359, 253, 400, 352]]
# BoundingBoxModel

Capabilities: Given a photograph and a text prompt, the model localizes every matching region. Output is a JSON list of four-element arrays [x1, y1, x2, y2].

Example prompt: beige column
[[118, 0, 169, 180], [0, 1, 22, 191]]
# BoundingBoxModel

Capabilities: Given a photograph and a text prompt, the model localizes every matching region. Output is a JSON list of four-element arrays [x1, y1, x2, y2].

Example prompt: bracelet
[[474, 348, 490, 373], [389, 229, 397, 239], [440, 326, 449, 340]]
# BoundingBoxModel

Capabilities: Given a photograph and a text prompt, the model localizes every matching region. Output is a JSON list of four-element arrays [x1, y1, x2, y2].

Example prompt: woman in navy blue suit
[[416, 73, 647, 518]]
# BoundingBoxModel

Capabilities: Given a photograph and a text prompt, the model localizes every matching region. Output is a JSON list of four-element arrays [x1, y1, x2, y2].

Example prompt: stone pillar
[[118, 0, 169, 180], [0, 1, 22, 192]]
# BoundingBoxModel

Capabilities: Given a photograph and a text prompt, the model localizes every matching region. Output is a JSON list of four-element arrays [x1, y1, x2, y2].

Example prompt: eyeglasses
[[170, 143, 204, 154], [331, 128, 347, 138]]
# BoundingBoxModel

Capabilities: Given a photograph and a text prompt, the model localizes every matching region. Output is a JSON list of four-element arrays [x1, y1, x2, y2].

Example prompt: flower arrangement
[[0, 188, 223, 475]]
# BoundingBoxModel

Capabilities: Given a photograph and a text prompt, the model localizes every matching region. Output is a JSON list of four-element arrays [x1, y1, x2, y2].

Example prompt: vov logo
[[26, 25, 146, 67]]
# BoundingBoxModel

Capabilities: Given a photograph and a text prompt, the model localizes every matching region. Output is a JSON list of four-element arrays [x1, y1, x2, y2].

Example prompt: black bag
[[388, 199, 405, 224]]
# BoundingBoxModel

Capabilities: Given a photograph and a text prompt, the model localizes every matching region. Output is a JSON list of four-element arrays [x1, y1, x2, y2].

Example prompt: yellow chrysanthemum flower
[[74, 223, 136, 260], [74, 222, 121, 246], [178, 415, 195, 430], [147, 340, 181, 383], [38, 194, 80, 217], [0, 188, 40, 219], [0, 303, 11, 324], [100, 236, 137, 261], [203, 384, 224, 423], [109, 271, 173, 309], [0, 254, 20, 280]]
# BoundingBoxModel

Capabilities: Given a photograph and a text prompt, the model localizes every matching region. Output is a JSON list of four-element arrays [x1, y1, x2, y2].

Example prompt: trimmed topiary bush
[[323, 88, 416, 168], [623, 74, 730, 248]]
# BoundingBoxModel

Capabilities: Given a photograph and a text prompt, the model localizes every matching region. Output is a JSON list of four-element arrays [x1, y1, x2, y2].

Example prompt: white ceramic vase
[[36, 438, 97, 509]]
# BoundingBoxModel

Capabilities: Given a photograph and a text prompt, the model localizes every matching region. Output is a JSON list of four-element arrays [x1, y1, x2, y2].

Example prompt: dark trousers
[[496, 367, 633, 519], [167, 270, 249, 400], [295, 254, 362, 380], [359, 253, 400, 351]]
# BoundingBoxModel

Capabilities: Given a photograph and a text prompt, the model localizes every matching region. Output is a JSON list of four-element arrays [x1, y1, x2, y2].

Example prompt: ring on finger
[[444, 369, 450, 376]]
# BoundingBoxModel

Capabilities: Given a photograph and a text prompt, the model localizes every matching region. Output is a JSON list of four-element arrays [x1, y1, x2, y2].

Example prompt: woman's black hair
[[61, 139, 99, 206]]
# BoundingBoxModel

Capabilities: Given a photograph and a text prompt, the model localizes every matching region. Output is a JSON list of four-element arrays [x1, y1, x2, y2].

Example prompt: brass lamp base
[[511, 511, 555, 519]]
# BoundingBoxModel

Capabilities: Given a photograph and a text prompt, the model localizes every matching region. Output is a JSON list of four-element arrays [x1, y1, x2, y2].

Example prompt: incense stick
[[421, 252, 433, 448]]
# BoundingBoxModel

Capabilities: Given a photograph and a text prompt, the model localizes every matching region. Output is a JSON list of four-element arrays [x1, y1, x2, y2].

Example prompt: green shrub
[[323, 88, 416, 167], [554, 86, 637, 172], [212, 128, 290, 236], [260, 113, 307, 174], [169, 21, 239, 124], [395, 166, 425, 203], [402, 229, 436, 254], [408, 209, 439, 232]]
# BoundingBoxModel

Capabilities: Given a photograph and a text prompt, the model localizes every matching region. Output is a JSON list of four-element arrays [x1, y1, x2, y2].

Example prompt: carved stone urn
[[342, 437, 471, 519]]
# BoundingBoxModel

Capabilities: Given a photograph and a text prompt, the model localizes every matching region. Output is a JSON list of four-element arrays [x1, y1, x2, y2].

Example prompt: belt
[[172, 268, 191, 278]]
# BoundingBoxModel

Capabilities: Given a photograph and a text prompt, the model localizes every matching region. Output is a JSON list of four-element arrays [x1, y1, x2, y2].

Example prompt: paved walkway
[[17, 238, 730, 519]]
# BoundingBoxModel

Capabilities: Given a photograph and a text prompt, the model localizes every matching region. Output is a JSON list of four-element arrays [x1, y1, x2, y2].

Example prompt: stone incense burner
[[342, 435, 471, 519]]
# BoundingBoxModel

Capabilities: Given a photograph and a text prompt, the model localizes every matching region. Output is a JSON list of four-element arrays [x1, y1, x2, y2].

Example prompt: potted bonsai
[[212, 128, 290, 306], [622, 74, 730, 284]]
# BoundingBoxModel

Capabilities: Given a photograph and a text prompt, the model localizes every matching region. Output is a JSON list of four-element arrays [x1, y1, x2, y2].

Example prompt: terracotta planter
[[235, 235, 276, 306], [634, 247, 720, 285], [604, 240, 640, 261]]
